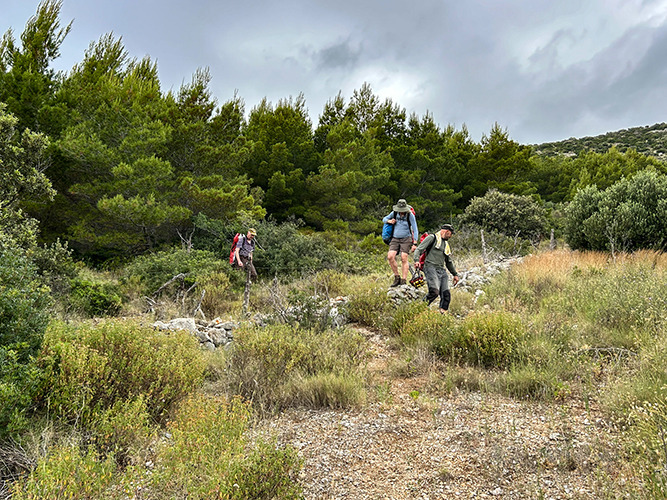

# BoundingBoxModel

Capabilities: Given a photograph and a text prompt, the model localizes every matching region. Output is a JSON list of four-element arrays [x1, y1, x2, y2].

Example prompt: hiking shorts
[[389, 236, 413, 255]]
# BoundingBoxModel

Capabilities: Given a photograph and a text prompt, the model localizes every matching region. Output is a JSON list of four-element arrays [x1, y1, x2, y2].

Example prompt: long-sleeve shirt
[[382, 211, 419, 241], [414, 233, 458, 276]]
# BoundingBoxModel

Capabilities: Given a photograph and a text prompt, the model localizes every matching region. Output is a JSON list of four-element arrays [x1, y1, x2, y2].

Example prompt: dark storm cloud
[[3, 0, 667, 143]]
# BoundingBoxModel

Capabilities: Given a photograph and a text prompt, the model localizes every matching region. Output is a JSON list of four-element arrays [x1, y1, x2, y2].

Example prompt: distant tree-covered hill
[[532, 123, 667, 159]]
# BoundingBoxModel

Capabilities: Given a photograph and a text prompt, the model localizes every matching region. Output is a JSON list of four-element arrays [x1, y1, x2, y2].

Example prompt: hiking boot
[[399, 278, 407, 286], [390, 275, 401, 287]]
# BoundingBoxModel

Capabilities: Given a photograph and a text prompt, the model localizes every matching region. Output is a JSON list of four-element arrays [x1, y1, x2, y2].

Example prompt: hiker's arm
[[235, 237, 244, 266], [382, 212, 396, 224], [409, 213, 419, 243], [446, 255, 458, 282]]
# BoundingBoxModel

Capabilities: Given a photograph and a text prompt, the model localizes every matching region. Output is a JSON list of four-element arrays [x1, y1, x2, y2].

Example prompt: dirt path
[[256, 326, 629, 499]]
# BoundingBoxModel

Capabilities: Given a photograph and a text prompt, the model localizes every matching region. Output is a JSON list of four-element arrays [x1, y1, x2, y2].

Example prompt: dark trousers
[[238, 254, 257, 280], [424, 264, 452, 310]]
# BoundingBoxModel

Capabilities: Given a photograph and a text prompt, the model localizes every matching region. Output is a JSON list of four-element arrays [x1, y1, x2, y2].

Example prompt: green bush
[[452, 311, 525, 368], [69, 277, 123, 317], [565, 170, 667, 252], [400, 308, 455, 347], [251, 219, 344, 277], [458, 189, 548, 243], [346, 282, 393, 329], [151, 395, 302, 499], [10, 445, 118, 500], [390, 300, 430, 336], [92, 396, 156, 466], [39, 320, 206, 427], [221, 324, 367, 412], [0, 247, 52, 359], [121, 248, 224, 296]]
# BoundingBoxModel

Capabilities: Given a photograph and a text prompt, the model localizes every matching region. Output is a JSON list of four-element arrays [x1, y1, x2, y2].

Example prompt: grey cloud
[[314, 40, 361, 70]]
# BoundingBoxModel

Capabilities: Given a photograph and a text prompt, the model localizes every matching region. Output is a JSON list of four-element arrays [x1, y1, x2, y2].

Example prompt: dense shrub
[[565, 170, 667, 252], [10, 445, 118, 500], [390, 300, 430, 336], [38, 320, 206, 427], [400, 308, 455, 346], [221, 324, 367, 411], [69, 277, 123, 317], [151, 395, 302, 499], [458, 189, 548, 243], [0, 248, 52, 359], [121, 248, 225, 296], [346, 282, 393, 329], [252, 219, 344, 276], [451, 311, 525, 368]]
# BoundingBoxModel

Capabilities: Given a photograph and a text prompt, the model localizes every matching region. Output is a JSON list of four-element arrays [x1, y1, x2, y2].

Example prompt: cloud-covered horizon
[[4, 0, 667, 144]]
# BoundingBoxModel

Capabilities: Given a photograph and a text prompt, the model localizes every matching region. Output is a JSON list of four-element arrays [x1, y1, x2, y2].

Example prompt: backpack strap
[[423, 233, 436, 256]]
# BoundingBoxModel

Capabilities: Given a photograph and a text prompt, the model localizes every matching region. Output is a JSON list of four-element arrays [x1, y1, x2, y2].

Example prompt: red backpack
[[229, 233, 243, 264], [415, 232, 436, 270]]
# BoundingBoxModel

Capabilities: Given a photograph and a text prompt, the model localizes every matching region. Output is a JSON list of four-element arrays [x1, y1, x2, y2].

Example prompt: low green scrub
[[150, 395, 302, 499], [69, 277, 123, 317], [220, 324, 367, 412], [400, 308, 455, 347], [121, 248, 225, 297], [454, 311, 525, 368], [10, 445, 118, 500], [389, 300, 429, 336], [38, 320, 206, 427], [10, 395, 302, 500], [346, 281, 393, 329]]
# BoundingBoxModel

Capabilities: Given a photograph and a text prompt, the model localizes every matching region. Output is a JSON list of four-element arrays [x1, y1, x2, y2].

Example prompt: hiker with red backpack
[[232, 228, 258, 282], [383, 199, 419, 287], [414, 224, 460, 313]]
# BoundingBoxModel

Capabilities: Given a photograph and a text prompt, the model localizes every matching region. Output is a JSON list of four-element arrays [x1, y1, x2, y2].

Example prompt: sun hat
[[248, 228, 257, 236], [392, 199, 410, 213]]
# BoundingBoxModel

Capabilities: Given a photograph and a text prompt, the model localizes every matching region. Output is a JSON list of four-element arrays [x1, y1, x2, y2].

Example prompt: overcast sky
[[4, 0, 667, 144]]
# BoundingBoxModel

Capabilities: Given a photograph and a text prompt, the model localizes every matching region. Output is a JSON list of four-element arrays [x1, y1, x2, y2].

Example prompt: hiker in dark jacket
[[383, 199, 419, 287], [234, 228, 258, 281], [414, 224, 460, 313]]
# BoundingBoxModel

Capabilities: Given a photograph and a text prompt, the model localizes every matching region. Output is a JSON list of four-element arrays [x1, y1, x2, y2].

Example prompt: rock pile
[[153, 317, 236, 350]]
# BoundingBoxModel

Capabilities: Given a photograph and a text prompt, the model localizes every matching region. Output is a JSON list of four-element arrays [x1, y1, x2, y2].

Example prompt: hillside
[[532, 122, 667, 159]]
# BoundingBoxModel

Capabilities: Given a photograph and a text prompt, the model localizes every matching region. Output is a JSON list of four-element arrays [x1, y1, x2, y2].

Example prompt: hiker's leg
[[439, 290, 451, 311], [424, 265, 440, 305], [248, 259, 258, 280], [387, 249, 399, 276], [438, 271, 450, 310], [400, 251, 410, 281]]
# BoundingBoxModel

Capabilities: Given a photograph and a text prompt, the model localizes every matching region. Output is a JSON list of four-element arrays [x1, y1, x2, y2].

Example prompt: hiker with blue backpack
[[383, 199, 419, 287], [414, 224, 460, 313]]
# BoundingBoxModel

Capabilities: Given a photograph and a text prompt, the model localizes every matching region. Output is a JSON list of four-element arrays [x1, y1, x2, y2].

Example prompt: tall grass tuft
[[219, 324, 368, 413]]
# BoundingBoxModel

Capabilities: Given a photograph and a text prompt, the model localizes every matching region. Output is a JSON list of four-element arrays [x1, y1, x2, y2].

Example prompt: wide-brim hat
[[393, 199, 410, 213]]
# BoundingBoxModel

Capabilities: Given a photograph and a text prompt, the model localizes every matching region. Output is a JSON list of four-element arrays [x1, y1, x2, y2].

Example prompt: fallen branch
[[152, 273, 188, 298]]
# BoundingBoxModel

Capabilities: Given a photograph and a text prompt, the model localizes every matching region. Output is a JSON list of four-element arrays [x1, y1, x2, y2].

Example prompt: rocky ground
[[254, 326, 633, 499]]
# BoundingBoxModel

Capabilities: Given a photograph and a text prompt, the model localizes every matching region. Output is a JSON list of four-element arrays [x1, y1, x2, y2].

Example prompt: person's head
[[393, 199, 410, 214], [439, 224, 454, 240], [247, 228, 257, 239]]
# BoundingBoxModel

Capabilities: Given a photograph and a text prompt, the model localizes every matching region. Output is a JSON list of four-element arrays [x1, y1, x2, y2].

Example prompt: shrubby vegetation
[[2, 2, 667, 497]]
